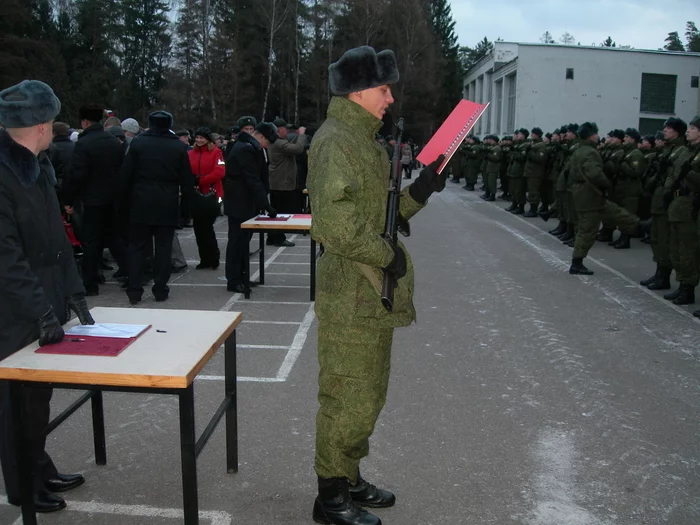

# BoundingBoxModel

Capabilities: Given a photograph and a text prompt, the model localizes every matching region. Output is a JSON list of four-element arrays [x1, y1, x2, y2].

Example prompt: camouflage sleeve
[[309, 145, 394, 268], [399, 185, 425, 220], [582, 149, 611, 190]]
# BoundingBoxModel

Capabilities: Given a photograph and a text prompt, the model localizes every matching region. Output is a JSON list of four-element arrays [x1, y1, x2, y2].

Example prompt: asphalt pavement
[[1, 177, 699, 525]]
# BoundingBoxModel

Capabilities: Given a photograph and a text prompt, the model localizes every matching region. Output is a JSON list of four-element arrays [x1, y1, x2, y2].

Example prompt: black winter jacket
[[0, 130, 84, 359], [48, 135, 74, 193], [62, 123, 125, 207], [223, 132, 270, 219], [119, 129, 196, 226]]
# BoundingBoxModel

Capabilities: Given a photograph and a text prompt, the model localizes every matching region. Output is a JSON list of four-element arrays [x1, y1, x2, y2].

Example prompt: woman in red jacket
[[188, 127, 225, 269]]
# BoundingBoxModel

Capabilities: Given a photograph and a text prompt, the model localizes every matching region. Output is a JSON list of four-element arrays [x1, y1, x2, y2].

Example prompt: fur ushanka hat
[[0, 80, 61, 128], [328, 46, 400, 96]]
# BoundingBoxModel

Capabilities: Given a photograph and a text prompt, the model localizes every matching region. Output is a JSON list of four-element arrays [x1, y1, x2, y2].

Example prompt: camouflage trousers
[[509, 177, 526, 206], [669, 221, 699, 286], [603, 194, 639, 230], [315, 321, 393, 482], [651, 214, 672, 269], [487, 171, 499, 195], [566, 192, 578, 226], [465, 166, 479, 185], [573, 201, 639, 259], [526, 177, 543, 207]]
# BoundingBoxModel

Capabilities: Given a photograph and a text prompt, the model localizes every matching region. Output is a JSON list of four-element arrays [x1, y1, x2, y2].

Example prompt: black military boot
[[569, 258, 594, 275], [613, 234, 631, 249], [523, 204, 539, 218], [480, 191, 491, 200], [663, 286, 682, 301], [539, 208, 553, 222], [548, 221, 566, 235], [511, 204, 525, 215], [463, 183, 475, 191], [671, 284, 695, 305], [349, 473, 395, 508], [485, 194, 495, 202], [505, 202, 517, 212], [564, 235, 576, 247], [559, 224, 575, 243], [647, 267, 672, 290], [640, 265, 660, 286], [596, 228, 614, 242], [313, 477, 381, 525]]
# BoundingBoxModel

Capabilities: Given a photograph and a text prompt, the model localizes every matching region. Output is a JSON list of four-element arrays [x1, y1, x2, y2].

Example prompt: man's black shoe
[[8, 488, 67, 513], [128, 295, 141, 305], [313, 477, 381, 525], [663, 286, 682, 301], [268, 240, 295, 247], [569, 258, 594, 275], [196, 262, 212, 270], [227, 283, 247, 293], [349, 475, 395, 508], [672, 285, 695, 305], [154, 294, 169, 303], [45, 472, 85, 493]]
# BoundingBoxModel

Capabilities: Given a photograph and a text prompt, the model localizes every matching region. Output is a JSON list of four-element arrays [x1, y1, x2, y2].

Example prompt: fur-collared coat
[[0, 129, 84, 359]]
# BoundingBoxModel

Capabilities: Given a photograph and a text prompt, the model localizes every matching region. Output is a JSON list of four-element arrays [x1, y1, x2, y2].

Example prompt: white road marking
[[197, 375, 285, 383], [239, 344, 289, 350], [266, 272, 311, 276], [0, 495, 231, 525], [266, 262, 309, 265], [242, 300, 312, 305], [277, 303, 316, 381], [169, 283, 309, 289], [242, 320, 301, 325]]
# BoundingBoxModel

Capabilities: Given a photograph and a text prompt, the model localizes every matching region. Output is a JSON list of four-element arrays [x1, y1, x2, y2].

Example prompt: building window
[[692, 76, 699, 88], [639, 118, 666, 135], [565, 68, 574, 80], [495, 79, 503, 135], [640, 73, 677, 113], [506, 74, 517, 132]]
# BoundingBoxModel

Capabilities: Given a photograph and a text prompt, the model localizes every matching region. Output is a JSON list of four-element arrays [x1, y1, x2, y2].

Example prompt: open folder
[[417, 99, 489, 174]]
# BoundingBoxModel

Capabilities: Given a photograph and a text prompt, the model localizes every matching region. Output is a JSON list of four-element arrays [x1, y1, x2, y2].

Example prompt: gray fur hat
[[329, 46, 399, 96], [579, 122, 599, 140], [0, 80, 61, 128]]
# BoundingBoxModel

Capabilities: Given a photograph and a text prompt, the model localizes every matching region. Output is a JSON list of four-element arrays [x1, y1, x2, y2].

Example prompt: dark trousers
[[402, 163, 412, 179], [81, 205, 123, 290], [193, 215, 220, 265], [0, 381, 57, 498], [226, 216, 252, 286], [127, 223, 175, 300], [268, 190, 297, 245]]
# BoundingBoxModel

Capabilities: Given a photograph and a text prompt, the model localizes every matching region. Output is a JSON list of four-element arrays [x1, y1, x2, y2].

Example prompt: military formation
[[446, 117, 700, 317]]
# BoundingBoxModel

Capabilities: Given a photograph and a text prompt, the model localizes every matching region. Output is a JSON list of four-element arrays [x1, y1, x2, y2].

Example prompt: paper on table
[[66, 323, 150, 339]]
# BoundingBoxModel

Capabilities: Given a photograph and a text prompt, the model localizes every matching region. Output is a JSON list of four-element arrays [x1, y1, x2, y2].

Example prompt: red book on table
[[36, 325, 151, 357], [417, 99, 489, 174]]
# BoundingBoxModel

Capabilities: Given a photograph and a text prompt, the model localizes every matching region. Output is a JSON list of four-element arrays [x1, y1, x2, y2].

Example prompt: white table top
[[0, 307, 242, 389], [241, 215, 311, 231]]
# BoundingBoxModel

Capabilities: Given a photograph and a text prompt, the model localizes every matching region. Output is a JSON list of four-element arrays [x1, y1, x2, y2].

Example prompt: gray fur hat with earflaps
[[328, 46, 400, 96]]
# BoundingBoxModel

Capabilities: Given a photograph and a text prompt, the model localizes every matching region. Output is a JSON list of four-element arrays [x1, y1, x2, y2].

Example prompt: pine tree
[[664, 31, 685, 51], [686, 21, 700, 52], [601, 36, 615, 47]]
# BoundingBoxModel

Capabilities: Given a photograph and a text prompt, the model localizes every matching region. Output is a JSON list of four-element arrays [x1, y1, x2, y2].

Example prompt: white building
[[463, 42, 700, 138]]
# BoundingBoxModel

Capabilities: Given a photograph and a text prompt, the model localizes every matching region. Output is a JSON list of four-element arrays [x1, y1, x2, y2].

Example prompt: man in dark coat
[[223, 121, 278, 293], [62, 103, 126, 295], [48, 121, 74, 203], [0, 80, 95, 513], [119, 111, 196, 304]]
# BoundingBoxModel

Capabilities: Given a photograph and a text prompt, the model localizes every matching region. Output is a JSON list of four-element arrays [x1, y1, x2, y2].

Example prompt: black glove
[[384, 243, 407, 280], [266, 206, 277, 218], [408, 155, 446, 205], [67, 293, 95, 325], [37, 307, 65, 347]]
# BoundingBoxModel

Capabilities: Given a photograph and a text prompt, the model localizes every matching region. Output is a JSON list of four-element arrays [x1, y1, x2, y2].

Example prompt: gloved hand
[[383, 242, 407, 280], [67, 293, 95, 325], [408, 155, 446, 204], [37, 307, 65, 347], [266, 206, 277, 218]]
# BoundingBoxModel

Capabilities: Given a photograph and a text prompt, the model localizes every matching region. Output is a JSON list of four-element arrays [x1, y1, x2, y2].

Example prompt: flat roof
[[503, 41, 700, 58]]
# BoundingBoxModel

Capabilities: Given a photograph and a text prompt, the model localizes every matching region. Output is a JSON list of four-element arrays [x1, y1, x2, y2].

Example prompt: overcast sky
[[453, 0, 699, 51]]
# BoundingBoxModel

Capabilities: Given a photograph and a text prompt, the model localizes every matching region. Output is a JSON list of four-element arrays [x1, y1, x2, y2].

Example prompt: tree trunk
[[262, 0, 277, 121], [203, 0, 217, 122], [293, 0, 301, 124]]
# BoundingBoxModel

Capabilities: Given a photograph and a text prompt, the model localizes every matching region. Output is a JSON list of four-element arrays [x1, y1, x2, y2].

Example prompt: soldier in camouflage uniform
[[638, 134, 658, 223], [446, 141, 464, 183], [560, 124, 581, 245], [608, 128, 647, 249], [661, 118, 695, 305], [680, 117, 700, 316], [642, 118, 687, 291], [482, 135, 502, 201], [499, 135, 512, 199], [463, 136, 481, 191], [307, 46, 445, 525], [507, 128, 529, 214], [544, 130, 566, 230], [568, 122, 644, 275], [597, 129, 626, 242], [523, 127, 548, 217]]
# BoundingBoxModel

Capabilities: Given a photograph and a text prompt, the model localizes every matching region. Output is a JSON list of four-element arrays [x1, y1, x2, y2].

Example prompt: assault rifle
[[381, 117, 407, 312]]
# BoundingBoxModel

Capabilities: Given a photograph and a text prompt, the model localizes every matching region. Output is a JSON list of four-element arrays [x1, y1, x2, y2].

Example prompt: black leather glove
[[67, 293, 95, 325], [37, 307, 65, 347], [408, 155, 446, 204], [384, 243, 407, 280], [266, 206, 277, 218]]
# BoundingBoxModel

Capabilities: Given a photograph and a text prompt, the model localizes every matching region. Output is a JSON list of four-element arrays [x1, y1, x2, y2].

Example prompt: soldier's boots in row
[[463, 183, 475, 191], [498, 192, 511, 201], [558, 224, 575, 243], [596, 228, 614, 243], [549, 221, 567, 236], [449, 177, 461, 184], [313, 475, 395, 525], [663, 284, 695, 305], [646, 267, 672, 290], [523, 204, 539, 218], [509, 204, 525, 215], [570, 258, 594, 275], [611, 234, 631, 249], [480, 192, 495, 202]]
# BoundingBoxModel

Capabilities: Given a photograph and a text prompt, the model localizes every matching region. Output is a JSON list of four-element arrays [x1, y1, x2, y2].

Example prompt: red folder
[[36, 336, 139, 357], [417, 99, 489, 174]]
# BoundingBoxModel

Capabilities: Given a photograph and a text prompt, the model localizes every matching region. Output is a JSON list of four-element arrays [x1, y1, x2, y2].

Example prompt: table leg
[[178, 385, 199, 525], [243, 234, 251, 300], [91, 390, 107, 465], [225, 331, 238, 473], [310, 238, 316, 302], [10, 382, 37, 525], [259, 232, 265, 285]]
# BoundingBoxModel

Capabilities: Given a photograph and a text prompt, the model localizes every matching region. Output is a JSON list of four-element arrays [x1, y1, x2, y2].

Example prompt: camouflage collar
[[327, 96, 384, 139]]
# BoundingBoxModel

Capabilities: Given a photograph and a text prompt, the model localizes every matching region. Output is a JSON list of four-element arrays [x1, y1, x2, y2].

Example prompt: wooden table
[[241, 215, 316, 301], [0, 307, 242, 525]]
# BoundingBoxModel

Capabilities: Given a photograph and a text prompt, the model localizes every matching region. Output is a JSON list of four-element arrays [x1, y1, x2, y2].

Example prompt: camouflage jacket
[[523, 139, 547, 179], [616, 143, 646, 197], [485, 145, 503, 175], [667, 142, 697, 223], [652, 136, 687, 215], [569, 140, 610, 210], [307, 96, 424, 328]]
